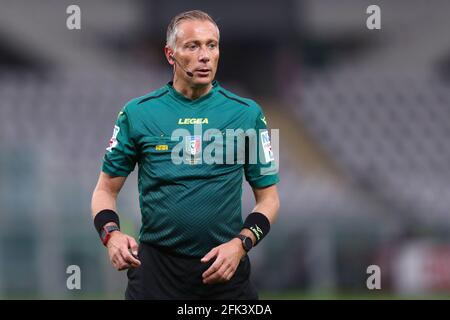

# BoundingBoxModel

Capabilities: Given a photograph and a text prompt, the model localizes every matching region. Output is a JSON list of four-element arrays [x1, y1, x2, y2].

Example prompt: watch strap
[[100, 225, 120, 246]]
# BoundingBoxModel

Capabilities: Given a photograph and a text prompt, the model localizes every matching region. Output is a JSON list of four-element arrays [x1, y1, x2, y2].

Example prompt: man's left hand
[[200, 238, 246, 284]]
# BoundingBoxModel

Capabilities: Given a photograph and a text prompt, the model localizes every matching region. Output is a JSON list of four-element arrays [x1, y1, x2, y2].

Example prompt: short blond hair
[[166, 10, 220, 50]]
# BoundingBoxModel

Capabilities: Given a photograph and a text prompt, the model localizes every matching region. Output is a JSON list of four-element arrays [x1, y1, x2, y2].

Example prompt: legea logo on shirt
[[178, 118, 209, 125]]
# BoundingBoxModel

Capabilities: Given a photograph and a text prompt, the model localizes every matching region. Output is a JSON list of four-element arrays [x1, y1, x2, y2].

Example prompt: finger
[[201, 247, 219, 263], [128, 248, 140, 263], [118, 258, 132, 271], [223, 266, 237, 282], [202, 257, 223, 279], [120, 247, 141, 268], [204, 263, 231, 284], [127, 237, 139, 257], [122, 248, 141, 267], [114, 254, 128, 271], [203, 259, 229, 282], [111, 256, 119, 270], [110, 250, 122, 269]]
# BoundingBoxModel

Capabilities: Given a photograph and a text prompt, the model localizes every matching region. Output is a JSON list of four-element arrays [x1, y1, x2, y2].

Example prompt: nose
[[198, 46, 210, 63]]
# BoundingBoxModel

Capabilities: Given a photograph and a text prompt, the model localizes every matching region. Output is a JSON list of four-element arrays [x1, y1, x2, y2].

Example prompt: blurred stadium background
[[1, 0, 450, 299]]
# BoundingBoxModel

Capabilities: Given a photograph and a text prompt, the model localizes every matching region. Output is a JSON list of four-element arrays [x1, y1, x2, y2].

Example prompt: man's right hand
[[106, 231, 141, 271]]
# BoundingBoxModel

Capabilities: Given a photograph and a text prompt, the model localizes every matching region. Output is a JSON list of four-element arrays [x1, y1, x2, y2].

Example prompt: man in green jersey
[[91, 10, 280, 299]]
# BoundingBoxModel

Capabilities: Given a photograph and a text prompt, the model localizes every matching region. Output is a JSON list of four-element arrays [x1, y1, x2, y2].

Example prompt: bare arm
[[91, 172, 141, 270], [91, 172, 126, 218], [201, 184, 280, 284], [240, 184, 280, 244]]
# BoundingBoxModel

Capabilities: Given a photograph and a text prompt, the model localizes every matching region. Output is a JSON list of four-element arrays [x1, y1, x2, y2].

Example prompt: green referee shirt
[[102, 80, 279, 257]]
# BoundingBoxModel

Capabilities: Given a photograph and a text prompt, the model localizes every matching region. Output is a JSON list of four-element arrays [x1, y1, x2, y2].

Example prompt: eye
[[187, 44, 198, 50], [208, 43, 217, 49]]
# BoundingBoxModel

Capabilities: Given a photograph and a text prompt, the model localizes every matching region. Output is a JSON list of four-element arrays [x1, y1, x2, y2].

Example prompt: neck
[[173, 77, 213, 100]]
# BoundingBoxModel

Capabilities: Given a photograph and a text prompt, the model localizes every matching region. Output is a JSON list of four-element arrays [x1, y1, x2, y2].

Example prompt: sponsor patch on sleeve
[[260, 130, 274, 162], [106, 125, 120, 152]]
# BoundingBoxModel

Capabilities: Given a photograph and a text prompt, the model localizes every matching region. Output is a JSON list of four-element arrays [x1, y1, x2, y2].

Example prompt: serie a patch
[[106, 125, 120, 152], [260, 130, 274, 162]]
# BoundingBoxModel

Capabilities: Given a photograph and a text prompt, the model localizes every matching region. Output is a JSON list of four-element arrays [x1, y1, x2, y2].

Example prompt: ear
[[164, 46, 175, 65]]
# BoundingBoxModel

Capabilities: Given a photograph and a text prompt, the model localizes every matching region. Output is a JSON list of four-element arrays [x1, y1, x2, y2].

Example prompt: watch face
[[105, 225, 118, 233], [243, 237, 253, 251], [101, 225, 119, 246]]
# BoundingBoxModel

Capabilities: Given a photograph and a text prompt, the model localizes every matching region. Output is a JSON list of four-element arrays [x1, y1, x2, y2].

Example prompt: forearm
[[241, 185, 280, 245], [92, 185, 140, 270], [240, 200, 278, 245], [251, 195, 280, 225], [91, 188, 118, 219]]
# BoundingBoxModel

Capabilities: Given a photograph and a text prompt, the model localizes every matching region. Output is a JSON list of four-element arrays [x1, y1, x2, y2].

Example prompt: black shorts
[[125, 242, 259, 300]]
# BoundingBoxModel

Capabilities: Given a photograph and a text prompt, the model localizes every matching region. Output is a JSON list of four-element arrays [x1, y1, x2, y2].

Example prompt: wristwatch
[[100, 225, 120, 246], [235, 234, 253, 253]]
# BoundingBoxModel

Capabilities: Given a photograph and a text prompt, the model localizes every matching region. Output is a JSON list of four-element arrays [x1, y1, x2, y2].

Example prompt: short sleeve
[[102, 109, 137, 177], [244, 106, 280, 188]]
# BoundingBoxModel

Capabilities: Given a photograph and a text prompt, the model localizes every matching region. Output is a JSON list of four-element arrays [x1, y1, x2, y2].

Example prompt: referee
[[91, 10, 280, 300]]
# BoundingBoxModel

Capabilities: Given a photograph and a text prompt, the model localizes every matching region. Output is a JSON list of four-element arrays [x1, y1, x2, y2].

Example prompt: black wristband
[[94, 209, 120, 236], [243, 212, 270, 246]]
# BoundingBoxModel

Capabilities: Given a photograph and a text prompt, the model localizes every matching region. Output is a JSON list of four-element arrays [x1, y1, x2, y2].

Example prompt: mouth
[[195, 68, 211, 76]]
